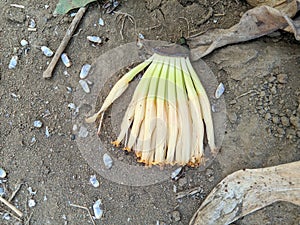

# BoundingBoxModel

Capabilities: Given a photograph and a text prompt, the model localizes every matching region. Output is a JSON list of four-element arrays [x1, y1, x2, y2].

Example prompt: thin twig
[[24, 212, 33, 225], [197, 7, 213, 26], [212, 0, 222, 7], [43, 7, 87, 78], [115, 11, 136, 40], [10, 4, 25, 8], [72, 28, 83, 37], [97, 113, 105, 136], [70, 203, 96, 225], [179, 17, 190, 37], [9, 183, 23, 202], [236, 90, 257, 99], [0, 196, 23, 218], [145, 23, 162, 31], [176, 186, 203, 199], [0, 207, 22, 221]]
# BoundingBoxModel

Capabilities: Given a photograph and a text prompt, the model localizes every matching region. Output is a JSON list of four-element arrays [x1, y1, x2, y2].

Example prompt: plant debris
[[190, 161, 300, 225]]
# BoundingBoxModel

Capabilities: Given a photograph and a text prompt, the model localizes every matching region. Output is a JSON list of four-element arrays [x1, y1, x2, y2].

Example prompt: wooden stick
[[70, 203, 96, 225], [0, 196, 23, 218], [43, 7, 87, 78]]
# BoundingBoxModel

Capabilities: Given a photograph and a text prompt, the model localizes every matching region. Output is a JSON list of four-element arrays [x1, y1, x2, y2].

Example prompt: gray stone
[[171, 211, 181, 222], [290, 116, 300, 129], [268, 76, 276, 82], [270, 108, 279, 115], [277, 128, 285, 135], [277, 73, 288, 84], [178, 177, 187, 187], [281, 116, 290, 127], [229, 100, 237, 105], [270, 86, 277, 95], [260, 91, 266, 97], [265, 113, 271, 120], [272, 116, 280, 124], [228, 112, 238, 123]]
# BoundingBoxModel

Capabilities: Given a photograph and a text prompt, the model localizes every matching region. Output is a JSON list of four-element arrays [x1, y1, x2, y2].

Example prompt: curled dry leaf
[[189, 161, 300, 225], [284, 15, 300, 40], [188, 4, 299, 60], [246, 0, 298, 17]]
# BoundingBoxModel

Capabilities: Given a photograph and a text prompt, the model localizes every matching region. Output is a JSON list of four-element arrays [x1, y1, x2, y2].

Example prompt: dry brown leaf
[[284, 15, 300, 40], [189, 161, 300, 225], [188, 5, 289, 60], [246, 0, 298, 17]]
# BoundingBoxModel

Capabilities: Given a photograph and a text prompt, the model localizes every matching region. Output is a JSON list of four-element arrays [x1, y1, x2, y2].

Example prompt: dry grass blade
[[121, 56, 158, 150], [190, 161, 300, 225], [70, 203, 96, 225], [174, 57, 192, 165], [139, 56, 162, 164], [154, 56, 169, 164], [86, 55, 154, 124], [180, 58, 205, 165], [185, 58, 216, 154], [165, 57, 178, 164]]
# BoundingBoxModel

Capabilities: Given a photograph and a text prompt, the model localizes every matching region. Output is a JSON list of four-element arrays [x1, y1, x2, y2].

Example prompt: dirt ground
[[0, 0, 299, 224]]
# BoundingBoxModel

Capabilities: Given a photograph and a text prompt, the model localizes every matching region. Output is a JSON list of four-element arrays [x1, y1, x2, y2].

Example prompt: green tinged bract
[[87, 53, 216, 166]]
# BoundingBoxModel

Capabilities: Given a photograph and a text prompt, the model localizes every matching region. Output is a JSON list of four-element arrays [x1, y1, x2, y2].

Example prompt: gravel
[[281, 116, 290, 127], [277, 73, 288, 84]]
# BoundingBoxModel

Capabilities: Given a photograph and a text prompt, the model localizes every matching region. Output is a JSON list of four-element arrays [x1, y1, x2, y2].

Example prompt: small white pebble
[[215, 82, 225, 99], [31, 136, 36, 143], [61, 53, 72, 67], [87, 36, 102, 44], [20, 39, 28, 46], [138, 33, 145, 39], [0, 168, 6, 178], [80, 64, 91, 79], [66, 87, 73, 93], [79, 80, 90, 93], [45, 126, 50, 138], [33, 120, 43, 128], [8, 56, 18, 69], [78, 126, 88, 138], [27, 187, 37, 195], [72, 124, 78, 131], [28, 199, 36, 208], [103, 153, 113, 169], [29, 19, 36, 28], [2, 213, 10, 220], [171, 167, 182, 180], [68, 103, 76, 110], [41, 46, 54, 57], [211, 104, 216, 113], [93, 199, 103, 219], [98, 18, 104, 26], [90, 175, 100, 187], [173, 185, 177, 193], [0, 187, 5, 197]]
